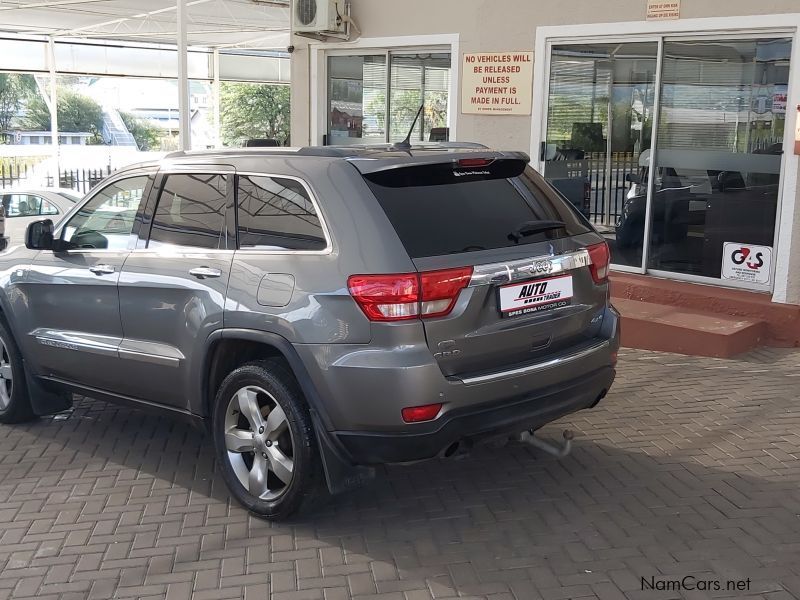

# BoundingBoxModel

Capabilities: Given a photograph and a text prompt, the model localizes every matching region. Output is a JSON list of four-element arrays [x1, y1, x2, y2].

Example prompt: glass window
[[2, 194, 46, 217], [389, 53, 451, 143], [364, 160, 591, 259], [647, 38, 791, 281], [41, 200, 59, 216], [543, 42, 658, 269], [237, 176, 326, 251], [61, 175, 150, 250], [148, 174, 228, 250], [328, 55, 387, 145], [327, 52, 451, 145]]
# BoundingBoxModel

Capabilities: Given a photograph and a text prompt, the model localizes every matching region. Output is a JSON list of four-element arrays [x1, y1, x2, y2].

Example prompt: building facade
[[290, 0, 800, 307]]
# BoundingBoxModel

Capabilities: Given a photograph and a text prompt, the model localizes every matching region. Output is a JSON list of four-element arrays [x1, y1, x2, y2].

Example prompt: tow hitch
[[517, 429, 574, 458]]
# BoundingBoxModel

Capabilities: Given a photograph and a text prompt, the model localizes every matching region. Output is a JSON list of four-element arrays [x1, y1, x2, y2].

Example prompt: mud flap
[[24, 362, 73, 416], [312, 416, 375, 495]]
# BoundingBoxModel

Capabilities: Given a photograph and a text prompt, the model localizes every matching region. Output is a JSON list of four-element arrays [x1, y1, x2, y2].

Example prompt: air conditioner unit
[[293, 0, 347, 35]]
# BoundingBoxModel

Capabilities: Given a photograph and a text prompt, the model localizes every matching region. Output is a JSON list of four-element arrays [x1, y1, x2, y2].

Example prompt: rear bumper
[[294, 305, 620, 465], [334, 365, 615, 464]]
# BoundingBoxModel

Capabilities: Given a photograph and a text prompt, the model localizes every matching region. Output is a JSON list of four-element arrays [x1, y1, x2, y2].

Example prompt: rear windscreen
[[363, 159, 592, 259]]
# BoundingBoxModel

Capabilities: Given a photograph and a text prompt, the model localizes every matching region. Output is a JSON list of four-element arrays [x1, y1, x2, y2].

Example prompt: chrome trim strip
[[118, 349, 181, 368], [32, 329, 120, 358], [469, 249, 591, 287], [458, 339, 610, 385]]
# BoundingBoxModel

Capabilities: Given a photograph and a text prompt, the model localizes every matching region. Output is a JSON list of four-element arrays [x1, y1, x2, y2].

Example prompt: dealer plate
[[498, 275, 573, 318]]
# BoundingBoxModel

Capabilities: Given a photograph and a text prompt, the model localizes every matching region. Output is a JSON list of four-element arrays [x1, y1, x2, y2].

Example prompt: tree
[[120, 111, 161, 151], [220, 83, 290, 146], [26, 89, 104, 142], [0, 74, 36, 143]]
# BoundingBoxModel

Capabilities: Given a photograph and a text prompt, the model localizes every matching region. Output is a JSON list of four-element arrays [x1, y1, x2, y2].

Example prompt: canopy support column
[[177, 0, 191, 150]]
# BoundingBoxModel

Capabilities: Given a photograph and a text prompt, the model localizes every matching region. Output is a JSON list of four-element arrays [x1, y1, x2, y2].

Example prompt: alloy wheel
[[0, 338, 13, 410], [224, 386, 295, 500]]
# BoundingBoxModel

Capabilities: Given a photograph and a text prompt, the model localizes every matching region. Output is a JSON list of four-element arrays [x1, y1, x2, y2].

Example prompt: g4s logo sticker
[[731, 247, 765, 270]]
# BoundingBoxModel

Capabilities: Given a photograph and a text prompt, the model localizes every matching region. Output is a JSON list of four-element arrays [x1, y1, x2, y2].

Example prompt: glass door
[[646, 38, 792, 286], [543, 42, 658, 269]]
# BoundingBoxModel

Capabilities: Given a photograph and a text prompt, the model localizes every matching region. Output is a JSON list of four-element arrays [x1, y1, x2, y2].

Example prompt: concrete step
[[610, 272, 800, 348], [613, 297, 767, 358]]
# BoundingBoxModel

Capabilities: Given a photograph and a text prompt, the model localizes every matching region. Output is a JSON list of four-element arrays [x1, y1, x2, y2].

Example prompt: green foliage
[[26, 89, 104, 140], [0, 74, 36, 142], [120, 111, 161, 151], [220, 83, 290, 146], [366, 89, 449, 142]]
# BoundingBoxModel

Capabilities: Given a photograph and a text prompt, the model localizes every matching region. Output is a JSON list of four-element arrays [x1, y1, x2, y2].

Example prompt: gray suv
[[0, 145, 619, 519]]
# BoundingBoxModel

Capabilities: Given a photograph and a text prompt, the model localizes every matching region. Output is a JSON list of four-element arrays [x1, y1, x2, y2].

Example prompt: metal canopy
[[0, 0, 290, 49]]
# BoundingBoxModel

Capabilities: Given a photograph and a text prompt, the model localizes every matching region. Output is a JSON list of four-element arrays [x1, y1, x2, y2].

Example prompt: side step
[[613, 297, 766, 358]]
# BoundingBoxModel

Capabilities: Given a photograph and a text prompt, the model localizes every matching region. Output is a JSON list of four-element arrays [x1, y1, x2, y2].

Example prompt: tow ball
[[517, 429, 574, 458]]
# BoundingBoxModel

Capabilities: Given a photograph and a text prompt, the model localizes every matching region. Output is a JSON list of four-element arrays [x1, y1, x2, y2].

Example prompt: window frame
[[234, 172, 334, 255], [310, 34, 461, 146], [54, 170, 156, 254]]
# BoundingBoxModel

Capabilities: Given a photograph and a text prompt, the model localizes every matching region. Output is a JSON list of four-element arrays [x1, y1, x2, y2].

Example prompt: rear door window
[[363, 159, 591, 258], [148, 174, 228, 250], [236, 175, 326, 251]]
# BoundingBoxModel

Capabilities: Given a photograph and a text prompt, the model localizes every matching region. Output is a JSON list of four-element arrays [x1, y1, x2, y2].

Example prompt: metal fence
[[0, 162, 112, 195]]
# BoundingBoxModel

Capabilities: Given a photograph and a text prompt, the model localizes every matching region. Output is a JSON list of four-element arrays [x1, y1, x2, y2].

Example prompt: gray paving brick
[[1, 348, 800, 599]]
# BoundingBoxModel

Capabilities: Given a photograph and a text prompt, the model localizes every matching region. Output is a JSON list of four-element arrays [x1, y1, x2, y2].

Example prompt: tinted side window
[[62, 175, 150, 250], [237, 176, 326, 251], [149, 174, 227, 250]]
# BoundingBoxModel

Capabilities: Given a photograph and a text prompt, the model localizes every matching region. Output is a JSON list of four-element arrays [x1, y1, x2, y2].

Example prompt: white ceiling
[[0, 0, 291, 49]]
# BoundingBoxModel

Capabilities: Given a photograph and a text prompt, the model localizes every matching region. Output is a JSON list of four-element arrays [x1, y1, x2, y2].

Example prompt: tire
[[212, 358, 326, 519], [0, 319, 35, 424]]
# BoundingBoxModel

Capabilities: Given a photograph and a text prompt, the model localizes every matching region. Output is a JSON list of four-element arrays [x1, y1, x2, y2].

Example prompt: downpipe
[[517, 429, 574, 458]]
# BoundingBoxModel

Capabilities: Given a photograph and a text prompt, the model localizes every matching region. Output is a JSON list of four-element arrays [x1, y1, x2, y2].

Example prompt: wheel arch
[[199, 328, 374, 495], [200, 329, 333, 429]]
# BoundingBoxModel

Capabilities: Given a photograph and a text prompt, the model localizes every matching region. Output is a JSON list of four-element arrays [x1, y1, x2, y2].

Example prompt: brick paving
[[1, 348, 800, 600]]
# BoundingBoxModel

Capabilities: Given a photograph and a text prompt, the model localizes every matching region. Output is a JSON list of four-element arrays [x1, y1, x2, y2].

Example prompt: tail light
[[587, 242, 610, 284], [348, 267, 473, 322]]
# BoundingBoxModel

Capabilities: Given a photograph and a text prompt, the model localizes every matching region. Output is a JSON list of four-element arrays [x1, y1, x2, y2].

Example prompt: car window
[[40, 200, 59, 216], [148, 174, 227, 250], [62, 175, 151, 250], [237, 175, 326, 251], [3, 194, 47, 218], [363, 160, 592, 259]]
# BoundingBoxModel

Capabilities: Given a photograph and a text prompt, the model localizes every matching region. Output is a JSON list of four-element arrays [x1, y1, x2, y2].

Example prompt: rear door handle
[[89, 264, 115, 275], [189, 267, 222, 279]]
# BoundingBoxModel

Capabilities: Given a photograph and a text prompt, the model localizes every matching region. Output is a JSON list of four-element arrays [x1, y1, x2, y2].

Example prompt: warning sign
[[646, 0, 680, 20], [461, 52, 533, 116], [721, 242, 773, 285]]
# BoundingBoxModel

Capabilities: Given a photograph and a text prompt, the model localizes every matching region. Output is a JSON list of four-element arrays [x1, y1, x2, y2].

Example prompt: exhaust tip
[[591, 389, 608, 407], [442, 441, 461, 458]]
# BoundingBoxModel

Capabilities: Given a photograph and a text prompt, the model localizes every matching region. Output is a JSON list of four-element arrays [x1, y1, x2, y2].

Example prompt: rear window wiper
[[507, 220, 566, 243]]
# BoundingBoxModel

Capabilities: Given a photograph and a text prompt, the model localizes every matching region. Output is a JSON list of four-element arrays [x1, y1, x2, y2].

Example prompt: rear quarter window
[[363, 159, 592, 259]]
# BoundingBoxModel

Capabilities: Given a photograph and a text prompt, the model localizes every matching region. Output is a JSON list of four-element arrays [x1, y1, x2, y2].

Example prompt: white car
[[0, 188, 80, 248]]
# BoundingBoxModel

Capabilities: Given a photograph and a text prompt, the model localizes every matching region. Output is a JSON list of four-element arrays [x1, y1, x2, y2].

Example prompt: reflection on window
[[237, 176, 326, 251], [2, 194, 59, 218], [327, 52, 451, 145], [389, 53, 451, 143], [149, 174, 227, 250], [647, 38, 791, 280], [62, 176, 150, 250], [328, 55, 387, 145]]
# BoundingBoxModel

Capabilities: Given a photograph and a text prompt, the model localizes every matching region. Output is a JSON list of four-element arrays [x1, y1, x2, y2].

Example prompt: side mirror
[[25, 219, 55, 250]]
